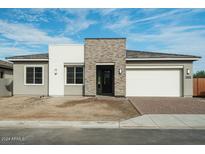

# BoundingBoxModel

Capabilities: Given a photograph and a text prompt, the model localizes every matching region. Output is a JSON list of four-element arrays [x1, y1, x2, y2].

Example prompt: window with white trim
[[66, 66, 83, 84], [25, 66, 43, 84]]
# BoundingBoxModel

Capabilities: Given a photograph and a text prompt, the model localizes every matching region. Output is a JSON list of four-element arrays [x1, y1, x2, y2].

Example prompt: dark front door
[[96, 65, 114, 96]]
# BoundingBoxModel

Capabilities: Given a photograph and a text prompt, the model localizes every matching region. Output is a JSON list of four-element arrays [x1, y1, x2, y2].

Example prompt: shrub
[[193, 70, 205, 78]]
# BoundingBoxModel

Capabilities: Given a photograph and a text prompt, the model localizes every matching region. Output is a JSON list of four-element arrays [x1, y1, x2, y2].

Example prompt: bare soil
[[0, 96, 138, 121]]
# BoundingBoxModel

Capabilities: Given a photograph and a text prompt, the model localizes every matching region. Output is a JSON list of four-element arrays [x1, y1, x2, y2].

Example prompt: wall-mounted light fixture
[[54, 68, 57, 75], [186, 68, 190, 75], [119, 68, 122, 74]]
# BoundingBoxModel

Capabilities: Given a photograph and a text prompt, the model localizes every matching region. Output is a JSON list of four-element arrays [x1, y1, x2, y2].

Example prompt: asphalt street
[[0, 128, 205, 145]]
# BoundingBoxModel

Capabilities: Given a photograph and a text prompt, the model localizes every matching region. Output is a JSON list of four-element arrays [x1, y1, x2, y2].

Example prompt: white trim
[[65, 84, 84, 86], [64, 63, 84, 66], [64, 66, 84, 86], [126, 65, 184, 69], [24, 65, 44, 86], [126, 58, 200, 61], [96, 62, 115, 65], [8, 59, 48, 62]]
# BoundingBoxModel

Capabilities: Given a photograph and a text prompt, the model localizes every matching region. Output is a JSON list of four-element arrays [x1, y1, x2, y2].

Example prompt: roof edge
[[7, 59, 49, 62], [126, 57, 200, 61], [126, 49, 201, 59]]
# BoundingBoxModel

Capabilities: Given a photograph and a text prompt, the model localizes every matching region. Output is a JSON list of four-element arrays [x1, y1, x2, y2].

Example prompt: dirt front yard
[[0, 96, 138, 121]]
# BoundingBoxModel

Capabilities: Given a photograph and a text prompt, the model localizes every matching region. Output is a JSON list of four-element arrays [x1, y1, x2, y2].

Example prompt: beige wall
[[13, 62, 48, 96], [11, 58, 194, 97], [126, 60, 194, 97], [0, 78, 13, 96], [0, 68, 13, 79], [64, 85, 84, 96]]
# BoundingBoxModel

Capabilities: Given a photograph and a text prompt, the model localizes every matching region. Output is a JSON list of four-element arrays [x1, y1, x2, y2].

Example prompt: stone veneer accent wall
[[84, 38, 126, 96]]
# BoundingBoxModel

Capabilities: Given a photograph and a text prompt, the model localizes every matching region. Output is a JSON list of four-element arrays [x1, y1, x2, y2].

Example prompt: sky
[[0, 8, 204, 72]]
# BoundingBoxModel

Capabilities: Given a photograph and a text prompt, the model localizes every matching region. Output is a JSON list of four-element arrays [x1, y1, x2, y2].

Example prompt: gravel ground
[[0, 96, 138, 121], [129, 97, 205, 114]]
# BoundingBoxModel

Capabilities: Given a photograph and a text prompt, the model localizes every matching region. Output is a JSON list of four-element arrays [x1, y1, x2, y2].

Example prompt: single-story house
[[7, 38, 201, 97], [0, 60, 13, 96], [0, 60, 13, 79]]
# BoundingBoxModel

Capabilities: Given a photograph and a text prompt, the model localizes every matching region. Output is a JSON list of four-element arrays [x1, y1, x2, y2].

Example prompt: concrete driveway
[[129, 97, 205, 114]]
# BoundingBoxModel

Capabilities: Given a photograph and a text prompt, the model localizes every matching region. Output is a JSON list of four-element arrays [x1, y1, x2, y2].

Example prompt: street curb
[[0, 120, 205, 129]]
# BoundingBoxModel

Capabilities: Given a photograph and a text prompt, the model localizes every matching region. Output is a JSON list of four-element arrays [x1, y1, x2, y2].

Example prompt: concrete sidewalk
[[0, 121, 119, 129], [0, 114, 205, 129], [120, 114, 205, 129]]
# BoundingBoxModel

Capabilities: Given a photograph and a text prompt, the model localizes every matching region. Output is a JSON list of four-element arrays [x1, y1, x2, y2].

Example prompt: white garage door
[[126, 69, 182, 97]]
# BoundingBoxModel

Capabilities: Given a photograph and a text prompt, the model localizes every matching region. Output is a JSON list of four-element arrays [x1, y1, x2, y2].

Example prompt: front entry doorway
[[96, 65, 114, 96]]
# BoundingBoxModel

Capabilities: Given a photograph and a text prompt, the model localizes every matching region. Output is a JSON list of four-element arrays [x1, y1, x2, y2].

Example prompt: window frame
[[64, 66, 84, 85], [24, 65, 44, 86]]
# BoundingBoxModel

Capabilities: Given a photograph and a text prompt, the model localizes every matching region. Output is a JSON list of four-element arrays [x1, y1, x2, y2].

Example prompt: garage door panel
[[126, 69, 182, 97]]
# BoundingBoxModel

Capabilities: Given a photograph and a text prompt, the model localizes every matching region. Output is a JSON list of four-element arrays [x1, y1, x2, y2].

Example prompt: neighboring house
[[0, 60, 13, 79], [0, 60, 13, 96], [7, 38, 200, 97]]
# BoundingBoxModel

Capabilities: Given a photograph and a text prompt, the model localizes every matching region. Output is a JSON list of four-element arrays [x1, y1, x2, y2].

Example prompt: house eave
[[126, 58, 200, 61], [7, 59, 49, 62]]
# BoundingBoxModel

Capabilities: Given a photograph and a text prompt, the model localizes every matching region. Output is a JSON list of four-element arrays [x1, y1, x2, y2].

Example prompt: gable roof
[[6, 50, 200, 61], [0, 60, 13, 69]]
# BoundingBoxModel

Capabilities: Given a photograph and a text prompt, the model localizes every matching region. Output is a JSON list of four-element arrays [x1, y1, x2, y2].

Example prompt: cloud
[[62, 9, 97, 35], [0, 9, 204, 71], [133, 9, 183, 23], [103, 9, 205, 32], [0, 20, 73, 45], [96, 9, 118, 16], [100, 9, 205, 71], [127, 25, 205, 71], [3, 9, 97, 35], [0, 46, 45, 60], [65, 17, 96, 35], [128, 25, 205, 50], [0, 18, 74, 59], [6, 9, 48, 23], [105, 16, 133, 31]]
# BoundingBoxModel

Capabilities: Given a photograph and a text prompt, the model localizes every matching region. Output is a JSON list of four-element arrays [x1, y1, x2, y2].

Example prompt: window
[[67, 67, 74, 84], [25, 66, 43, 85], [66, 66, 83, 84], [0, 71, 4, 79], [76, 67, 83, 84]]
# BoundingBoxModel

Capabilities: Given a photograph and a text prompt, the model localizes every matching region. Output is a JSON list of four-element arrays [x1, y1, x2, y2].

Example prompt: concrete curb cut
[[127, 98, 144, 115], [127, 98, 142, 116]]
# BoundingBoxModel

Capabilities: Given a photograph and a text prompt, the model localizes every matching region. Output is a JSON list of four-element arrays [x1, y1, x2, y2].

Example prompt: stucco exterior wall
[[64, 85, 84, 96], [0, 78, 13, 96], [126, 60, 194, 97], [84, 38, 126, 96], [49, 44, 84, 96], [0, 68, 13, 79], [13, 62, 48, 96]]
